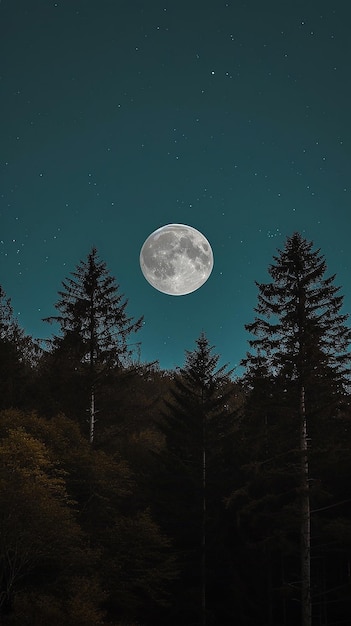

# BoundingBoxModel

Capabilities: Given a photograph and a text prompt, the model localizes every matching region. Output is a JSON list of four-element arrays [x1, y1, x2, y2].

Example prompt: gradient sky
[[1, 0, 350, 373]]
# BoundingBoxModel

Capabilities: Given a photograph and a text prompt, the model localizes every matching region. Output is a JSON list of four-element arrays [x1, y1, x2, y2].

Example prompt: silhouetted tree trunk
[[90, 387, 96, 444], [300, 385, 311, 626], [202, 407, 206, 626]]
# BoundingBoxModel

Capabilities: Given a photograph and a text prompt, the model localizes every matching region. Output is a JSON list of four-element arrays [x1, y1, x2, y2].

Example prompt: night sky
[[1, 0, 350, 372]]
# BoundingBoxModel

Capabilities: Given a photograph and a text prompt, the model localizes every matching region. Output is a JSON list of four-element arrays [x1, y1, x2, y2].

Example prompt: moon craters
[[140, 224, 214, 296]]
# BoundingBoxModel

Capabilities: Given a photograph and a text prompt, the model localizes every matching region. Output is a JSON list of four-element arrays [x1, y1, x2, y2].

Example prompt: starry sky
[[1, 0, 350, 373]]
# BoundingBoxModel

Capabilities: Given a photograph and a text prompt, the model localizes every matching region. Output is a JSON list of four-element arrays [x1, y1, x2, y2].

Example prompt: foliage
[[1, 234, 351, 624], [244, 232, 351, 394], [41, 248, 143, 438], [0, 285, 41, 409], [153, 332, 240, 624], [0, 409, 176, 625], [231, 233, 351, 625], [0, 412, 88, 620], [44, 247, 143, 369]]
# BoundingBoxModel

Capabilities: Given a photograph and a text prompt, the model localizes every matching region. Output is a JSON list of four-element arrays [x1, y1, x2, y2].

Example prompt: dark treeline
[[1, 233, 351, 626]]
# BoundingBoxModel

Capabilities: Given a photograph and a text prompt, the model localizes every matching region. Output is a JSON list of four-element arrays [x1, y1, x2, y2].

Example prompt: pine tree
[[243, 232, 351, 626], [0, 285, 40, 409], [156, 332, 236, 625], [43, 248, 143, 441]]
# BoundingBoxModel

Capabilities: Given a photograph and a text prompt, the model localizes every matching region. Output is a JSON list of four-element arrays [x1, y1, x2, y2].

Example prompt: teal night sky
[[1, 0, 350, 371]]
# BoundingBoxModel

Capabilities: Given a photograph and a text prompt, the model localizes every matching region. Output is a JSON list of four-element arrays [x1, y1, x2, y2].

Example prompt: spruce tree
[[155, 332, 236, 626], [44, 248, 143, 441], [242, 232, 351, 626]]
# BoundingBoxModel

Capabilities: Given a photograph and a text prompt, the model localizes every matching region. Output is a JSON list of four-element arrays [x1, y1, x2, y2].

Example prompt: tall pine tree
[[155, 332, 237, 626], [242, 232, 351, 626], [43, 248, 143, 441]]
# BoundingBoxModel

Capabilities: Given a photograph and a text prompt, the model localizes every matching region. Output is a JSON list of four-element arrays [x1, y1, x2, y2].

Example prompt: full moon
[[140, 223, 214, 295]]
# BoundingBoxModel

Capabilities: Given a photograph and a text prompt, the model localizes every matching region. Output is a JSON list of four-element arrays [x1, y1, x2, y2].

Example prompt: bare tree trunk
[[202, 439, 206, 626], [90, 387, 95, 444], [300, 385, 311, 626]]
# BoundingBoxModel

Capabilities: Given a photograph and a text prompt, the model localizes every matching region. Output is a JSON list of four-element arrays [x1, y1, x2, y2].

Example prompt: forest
[[0, 232, 351, 626]]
